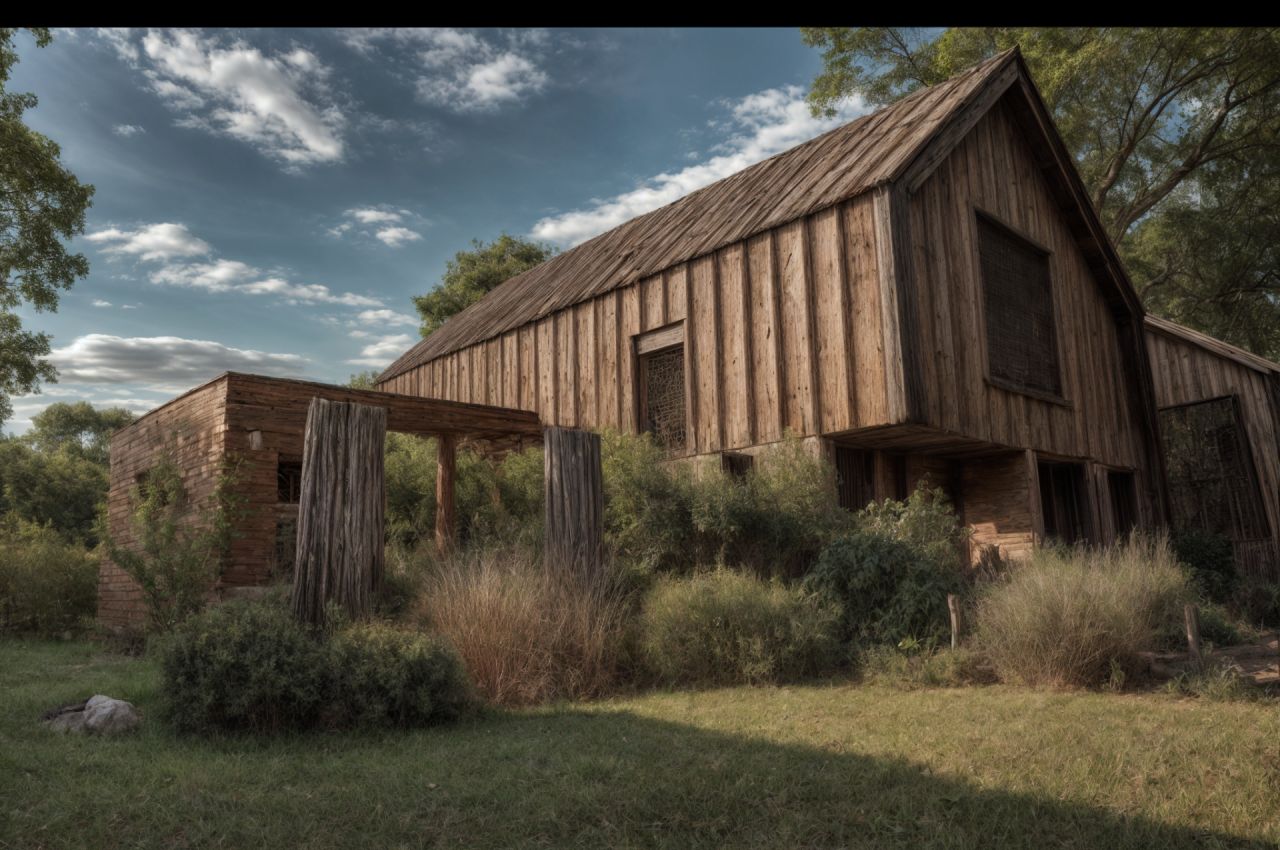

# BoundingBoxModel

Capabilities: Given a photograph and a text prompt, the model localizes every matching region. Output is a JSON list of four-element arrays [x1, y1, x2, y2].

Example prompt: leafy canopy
[[0, 29, 95, 423], [24, 400, 135, 465], [802, 27, 1280, 357], [413, 234, 554, 339]]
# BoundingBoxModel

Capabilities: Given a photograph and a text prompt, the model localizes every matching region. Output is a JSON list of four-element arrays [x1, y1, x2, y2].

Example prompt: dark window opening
[[1159, 396, 1270, 541], [836, 447, 875, 512], [277, 460, 303, 504], [721, 452, 754, 479], [639, 345, 687, 453], [889, 454, 909, 501], [1038, 460, 1091, 544], [1107, 470, 1137, 538], [978, 214, 1062, 398]]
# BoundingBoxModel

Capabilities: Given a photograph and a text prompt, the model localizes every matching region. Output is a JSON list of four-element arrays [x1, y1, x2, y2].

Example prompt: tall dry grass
[[415, 546, 630, 706], [976, 535, 1193, 688]]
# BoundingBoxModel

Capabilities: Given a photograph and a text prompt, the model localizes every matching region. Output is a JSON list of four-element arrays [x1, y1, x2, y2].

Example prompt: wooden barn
[[98, 373, 541, 630], [377, 48, 1169, 561], [1145, 316, 1280, 579]]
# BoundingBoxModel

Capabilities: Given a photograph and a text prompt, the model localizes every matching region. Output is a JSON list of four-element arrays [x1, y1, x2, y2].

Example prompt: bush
[[976, 536, 1194, 688], [160, 601, 472, 733], [859, 644, 994, 689], [325, 624, 472, 727], [638, 569, 841, 686], [858, 484, 970, 572], [805, 530, 965, 646], [161, 601, 326, 734], [1172, 529, 1236, 602], [601, 430, 696, 574], [0, 518, 98, 636], [1232, 576, 1280, 627], [415, 545, 630, 706]]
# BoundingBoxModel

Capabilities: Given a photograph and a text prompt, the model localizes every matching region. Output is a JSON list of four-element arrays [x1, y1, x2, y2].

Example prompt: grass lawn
[[1, 639, 1278, 849]]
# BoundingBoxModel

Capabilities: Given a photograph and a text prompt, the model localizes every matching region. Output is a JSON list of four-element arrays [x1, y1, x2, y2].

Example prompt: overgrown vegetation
[[103, 446, 242, 632], [976, 536, 1194, 688], [638, 569, 842, 686], [160, 600, 472, 734], [0, 516, 96, 635]]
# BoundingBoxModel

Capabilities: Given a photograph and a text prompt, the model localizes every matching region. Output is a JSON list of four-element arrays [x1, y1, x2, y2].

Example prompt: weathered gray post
[[544, 426, 603, 576]]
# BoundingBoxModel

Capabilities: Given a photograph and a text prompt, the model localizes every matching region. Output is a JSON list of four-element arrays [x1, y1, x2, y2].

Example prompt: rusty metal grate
[[640, 346, 686, 453], [1160, 396, 1270, 541], [979, 215, 1062, 397]]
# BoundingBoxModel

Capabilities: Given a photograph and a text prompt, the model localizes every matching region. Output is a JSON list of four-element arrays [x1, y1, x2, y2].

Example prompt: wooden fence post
[[1184, 603, 1202, 663], [435, 433, 457, 555], [544, 427, 603, 576], [291, 398, 386, 627], [947, 594, 962, 650]]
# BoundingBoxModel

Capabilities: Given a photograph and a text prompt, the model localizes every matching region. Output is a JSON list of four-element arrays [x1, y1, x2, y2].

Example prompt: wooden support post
[[544, 426, 603, 576], [435, 433, 457, 555], [1184, 603, 1202, 663], [947, 594, 962, 650]]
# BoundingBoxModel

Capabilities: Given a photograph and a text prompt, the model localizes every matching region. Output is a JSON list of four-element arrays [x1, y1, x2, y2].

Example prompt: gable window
[[1159, 396, 1270, 542], [636, 323, 687, 454], [1038, 460, 1091, 544], [978, 213, 1063, 399]]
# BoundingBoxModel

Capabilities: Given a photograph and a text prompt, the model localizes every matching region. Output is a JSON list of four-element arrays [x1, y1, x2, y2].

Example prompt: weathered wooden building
[[378, 48, 1168, 560], [99, 373, 541, 630], [1145, 316, 1280, 578]]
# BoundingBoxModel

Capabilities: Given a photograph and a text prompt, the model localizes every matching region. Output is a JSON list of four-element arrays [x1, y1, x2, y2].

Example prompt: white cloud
[[531, 86, 869, 246], [238, 278, 382, 307], [92, 299, 113, 308], [87, 222, 211, 262], [356, 308, 418, 326], [49, 334, 310, 386], [113, 123, 146, 137], [347, 207, 402, 224], [346, 333, 414, 368], [101, 29, 345, 167], [375, 226, 422, 247], [345, 28, 548, 113]]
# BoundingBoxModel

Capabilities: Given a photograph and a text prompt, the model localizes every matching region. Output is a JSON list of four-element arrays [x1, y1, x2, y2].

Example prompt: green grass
[[2, 640, 1278, 849]]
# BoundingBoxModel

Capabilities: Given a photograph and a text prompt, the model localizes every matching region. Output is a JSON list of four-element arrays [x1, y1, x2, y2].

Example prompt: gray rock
[[42, 695, 140, 735]]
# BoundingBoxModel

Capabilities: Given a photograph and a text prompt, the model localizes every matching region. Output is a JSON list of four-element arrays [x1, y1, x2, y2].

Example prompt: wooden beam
[[435, 433, 457, 554]]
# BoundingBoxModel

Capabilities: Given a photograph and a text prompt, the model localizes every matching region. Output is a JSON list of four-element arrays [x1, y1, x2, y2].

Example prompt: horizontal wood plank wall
[[1146, 329, 1280, 553], [383, 193, 890, 456], [907, 99, 1145, 473], [100, 377, 231, 630]]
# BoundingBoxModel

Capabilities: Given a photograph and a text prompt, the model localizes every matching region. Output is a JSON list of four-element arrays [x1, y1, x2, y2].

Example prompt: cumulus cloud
[[49, 334, 310, 386], [374, 226, 422, 247], [531, 86, 869, 246], [356, 308, 418, 326], [344, 28, 548, 113], [99, 28, 345, 167], [87, 222, 211, 262], [346, 333, 415, 368], [92, 299, 113, 308], [331, 207, 424, 248], [113, 123, 146, 137], [347, 207, 403, 224]]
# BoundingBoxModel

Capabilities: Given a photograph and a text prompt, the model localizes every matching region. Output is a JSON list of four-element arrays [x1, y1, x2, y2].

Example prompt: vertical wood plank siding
[[387, 193, 890, 454]]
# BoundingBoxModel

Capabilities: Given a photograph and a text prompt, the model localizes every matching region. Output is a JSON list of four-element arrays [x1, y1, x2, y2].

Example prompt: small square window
[[277, 460, 303, 504]]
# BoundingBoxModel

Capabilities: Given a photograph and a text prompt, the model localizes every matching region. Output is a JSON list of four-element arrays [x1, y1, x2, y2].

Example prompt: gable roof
[[1146, 315, 1280, 376], [380, 47, 1120, 384]]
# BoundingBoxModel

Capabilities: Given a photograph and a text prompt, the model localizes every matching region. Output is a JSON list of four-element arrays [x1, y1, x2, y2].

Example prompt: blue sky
[[6, 27, 867, 434]]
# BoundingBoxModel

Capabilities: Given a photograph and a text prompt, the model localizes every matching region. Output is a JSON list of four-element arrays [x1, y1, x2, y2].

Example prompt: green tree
[[0, 28, 95, 424], [802, 27, 1280, 356], [413, 234, 554, 338], [0, 436, 107, 543], [24, 400, 135, 465]]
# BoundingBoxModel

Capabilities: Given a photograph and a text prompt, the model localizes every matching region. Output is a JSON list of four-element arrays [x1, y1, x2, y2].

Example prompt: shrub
[[415, 545, 630, 706], [325, 624, 472, 727], [858, 484, 970, 572], [859, 644, 994, 689], [805, 530, 965, 646], [975, 536, 1194, 688], [161, 601, 474, 733], [1172, 529, 1236, 602], [161, 601, 326, 734], [601, 429, 696, 574], [1196, 602, 1244, 648], [0, 517, 98, 636], [1232, 575, 1280, 627], [638, 569, 841, 686]]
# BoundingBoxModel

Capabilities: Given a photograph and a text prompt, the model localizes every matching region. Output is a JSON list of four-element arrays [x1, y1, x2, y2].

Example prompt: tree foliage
[[0, 436, 107, 543], [0, 28, 95, 423], [413, 234, 554, 339], [24, 400, 135, 465], [802, 27, 1280, 357]]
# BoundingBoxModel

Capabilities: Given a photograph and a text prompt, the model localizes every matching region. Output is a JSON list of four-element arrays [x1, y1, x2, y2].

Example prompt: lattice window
[[640, 346, 687, 453], [978, 214, 1062, 397], [1159, 397, 1270, 541]]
